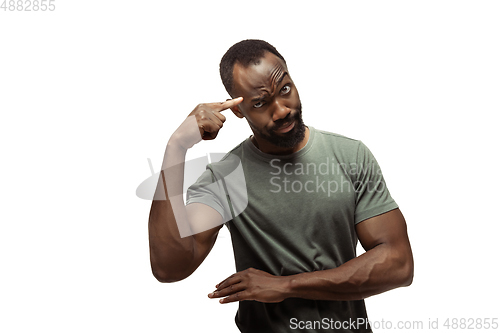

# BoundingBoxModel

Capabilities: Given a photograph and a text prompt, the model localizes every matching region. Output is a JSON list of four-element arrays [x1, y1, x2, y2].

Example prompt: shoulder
[[206, 139, 247, 176], [311, 127, 363, 161], [313, 128, 360, 145], [215, 139, 246, 163]]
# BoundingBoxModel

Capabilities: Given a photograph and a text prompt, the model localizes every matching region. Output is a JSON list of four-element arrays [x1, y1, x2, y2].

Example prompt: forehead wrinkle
[[250, 69, 288, 102], [268, 64, 288, 97], [233, 54, 289, 101], [269, 64, 284, 86]]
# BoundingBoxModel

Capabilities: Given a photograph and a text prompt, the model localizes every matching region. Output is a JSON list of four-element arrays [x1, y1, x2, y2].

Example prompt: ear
[[230, 104, 245, 119]]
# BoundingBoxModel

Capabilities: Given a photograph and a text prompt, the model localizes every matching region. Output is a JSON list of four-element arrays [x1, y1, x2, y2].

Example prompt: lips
[[275, 121, 295, 134]]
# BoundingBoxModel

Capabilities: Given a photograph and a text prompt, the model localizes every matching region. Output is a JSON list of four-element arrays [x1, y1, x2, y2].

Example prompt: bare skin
[[208, 208, 413, 303], [149, 51, 413, 305], [229, 52, 308, 155], [148, 97, 243, 282]]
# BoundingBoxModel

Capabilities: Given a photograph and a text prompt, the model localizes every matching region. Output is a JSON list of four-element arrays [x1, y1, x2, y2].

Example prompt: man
[[148, 39, 413, 333]]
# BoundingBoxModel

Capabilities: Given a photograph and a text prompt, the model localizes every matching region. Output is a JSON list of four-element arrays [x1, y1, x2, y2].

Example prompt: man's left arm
[[209, 208, 413, 303]]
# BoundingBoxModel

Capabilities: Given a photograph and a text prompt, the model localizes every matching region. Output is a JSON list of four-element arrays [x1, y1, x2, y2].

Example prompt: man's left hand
[[208, 268, 290, 304]]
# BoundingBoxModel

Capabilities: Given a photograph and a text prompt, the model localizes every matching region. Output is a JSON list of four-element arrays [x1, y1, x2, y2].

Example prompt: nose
[[271, 99, 290, 122]]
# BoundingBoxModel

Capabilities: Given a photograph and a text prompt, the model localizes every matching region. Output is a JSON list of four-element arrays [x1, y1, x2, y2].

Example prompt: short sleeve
[[186, 153, 248, 227], [186, 168, 229, 222], [353, 142, 398, 224]]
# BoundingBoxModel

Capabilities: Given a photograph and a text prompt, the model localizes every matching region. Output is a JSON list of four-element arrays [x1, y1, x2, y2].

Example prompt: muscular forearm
[[286, 243, 413, 301], [210, 242, 413, 304], [210, 209, 413, 304]]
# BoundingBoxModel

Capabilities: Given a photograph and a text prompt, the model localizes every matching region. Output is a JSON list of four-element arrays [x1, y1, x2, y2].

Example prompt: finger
[[219, 291, 249, 304], [211, 110, 226, 123], [215, 273, 236, 289], [197, 109, 224, 128], [199, 120, 220, 134], [200, 123, 222, 140], [198, 113, 224, 140], [211, 97, 243, 112], [215, 274, 241, 291], [208, 282, 245, 299]]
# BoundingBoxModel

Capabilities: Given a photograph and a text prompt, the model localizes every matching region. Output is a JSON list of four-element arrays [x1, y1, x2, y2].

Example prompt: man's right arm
[[148, 97, 243, 283]]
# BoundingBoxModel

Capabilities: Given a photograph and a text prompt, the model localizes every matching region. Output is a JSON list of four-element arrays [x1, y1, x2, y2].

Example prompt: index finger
[[213, 97, 243, 112]]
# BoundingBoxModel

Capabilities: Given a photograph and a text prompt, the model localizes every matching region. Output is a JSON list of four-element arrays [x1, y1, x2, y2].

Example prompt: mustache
[[272, 107, 302, 130], [273, 114, 294, 129]]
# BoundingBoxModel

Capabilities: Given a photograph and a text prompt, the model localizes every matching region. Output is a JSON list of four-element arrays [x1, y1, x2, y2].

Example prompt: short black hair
[[220, 39, 286, 97]]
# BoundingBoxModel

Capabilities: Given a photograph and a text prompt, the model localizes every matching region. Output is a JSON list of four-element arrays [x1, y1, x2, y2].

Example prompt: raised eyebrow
[[250, 72, 289, 102], [276, 72, 289, 86]]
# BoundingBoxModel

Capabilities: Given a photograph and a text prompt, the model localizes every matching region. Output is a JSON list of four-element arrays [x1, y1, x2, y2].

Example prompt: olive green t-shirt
[[187, 127, 398, 332]]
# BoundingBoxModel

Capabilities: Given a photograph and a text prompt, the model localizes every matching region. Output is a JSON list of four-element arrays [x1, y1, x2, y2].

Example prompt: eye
[[253, 101, 265, 108], [280, 85, 291, 95]]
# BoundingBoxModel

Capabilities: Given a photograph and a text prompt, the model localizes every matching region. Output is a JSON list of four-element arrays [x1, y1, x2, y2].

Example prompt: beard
[[252, 103, 306, 149]]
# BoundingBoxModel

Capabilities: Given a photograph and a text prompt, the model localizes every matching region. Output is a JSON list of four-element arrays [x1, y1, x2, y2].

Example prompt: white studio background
[[1, 1, 498, 332]]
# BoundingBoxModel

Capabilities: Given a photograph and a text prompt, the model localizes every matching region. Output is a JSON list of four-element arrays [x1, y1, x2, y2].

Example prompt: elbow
[[398, 266, 413, 288], [398, 254, 414, 287], [152, 268, 178, 283], [151, 266, 192, 283], [148, 246, 196, 283], [403, 261, 414, 287], [154, 274, 184, 284], [150, 255, 195, 283], [385, 247, 413, 289]]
